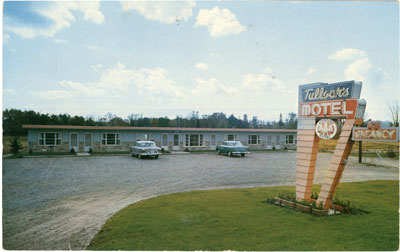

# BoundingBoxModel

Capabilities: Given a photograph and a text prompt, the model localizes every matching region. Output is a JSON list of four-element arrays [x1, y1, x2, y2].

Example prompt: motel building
[[23, 125, 297, 153]]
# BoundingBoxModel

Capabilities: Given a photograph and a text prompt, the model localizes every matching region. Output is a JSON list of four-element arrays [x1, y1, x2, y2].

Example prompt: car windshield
[[138, 142, 155, 147], [227, 141, 242, 146]]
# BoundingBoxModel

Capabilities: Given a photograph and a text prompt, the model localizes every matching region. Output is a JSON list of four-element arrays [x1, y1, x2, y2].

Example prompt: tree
[[388, 100, 399, 127], [10, 136, 22, 154], [278, 113, 284, 128]]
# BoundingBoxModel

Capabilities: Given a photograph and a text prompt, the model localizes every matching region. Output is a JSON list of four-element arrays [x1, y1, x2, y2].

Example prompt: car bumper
[[138, 152, 161, 156], [232, 151, 250, 154]]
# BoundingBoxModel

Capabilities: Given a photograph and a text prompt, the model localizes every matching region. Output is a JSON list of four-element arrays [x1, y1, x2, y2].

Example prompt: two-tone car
[[130, 140, 161, 159], [216, 140, 250, 157]]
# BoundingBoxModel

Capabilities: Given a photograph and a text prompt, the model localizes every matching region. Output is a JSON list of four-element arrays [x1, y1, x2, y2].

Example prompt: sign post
[[296, 80, 365, 208]]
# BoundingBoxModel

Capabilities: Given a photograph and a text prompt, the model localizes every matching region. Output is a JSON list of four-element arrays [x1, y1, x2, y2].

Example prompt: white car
[[130, 141, 161, 159]]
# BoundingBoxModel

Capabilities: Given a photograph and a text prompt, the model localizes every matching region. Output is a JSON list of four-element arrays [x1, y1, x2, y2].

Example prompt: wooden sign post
[[296, 80, 365, 209]]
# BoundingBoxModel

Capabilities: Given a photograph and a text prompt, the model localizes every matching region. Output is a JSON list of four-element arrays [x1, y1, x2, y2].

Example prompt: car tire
[[241, 153, 245, 157], [217, 150, 221, 155], [138, 154, 142, 159], [132, 153, 135, 157], [228, 152, 232, 157], [154, 155, 158, 159]]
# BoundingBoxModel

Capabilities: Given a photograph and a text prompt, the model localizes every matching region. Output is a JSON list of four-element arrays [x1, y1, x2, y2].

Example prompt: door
[[173, 134, 180, 151], [84, 133, 93, 152], [267, 135, 272, 149], [210, 134, 216, 150], [275, 135, 281, 149], [70, 133, 78, 152], [161, 133, 169, 150]]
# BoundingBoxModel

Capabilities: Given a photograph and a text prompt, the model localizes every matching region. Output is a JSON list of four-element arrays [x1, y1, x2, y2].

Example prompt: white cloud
[[4, 33, 10, 40], [36, 63, 185, 104], [4, 1, 104, 39], [305, 67, 317, 75], [3, 89, 16, 95], [344, 57, 372, 82], [195, 7, 246, 37], [192, 78, 238, 96], [54, 38, 68, 44], [328, 48, 367, 61], [121, 0, 195, 24], [195, 62, 208, 70], [85, 44, 104, 52]]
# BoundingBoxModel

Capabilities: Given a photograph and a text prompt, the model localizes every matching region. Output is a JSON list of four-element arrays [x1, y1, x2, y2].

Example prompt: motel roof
[[23, 124, 297, 133]]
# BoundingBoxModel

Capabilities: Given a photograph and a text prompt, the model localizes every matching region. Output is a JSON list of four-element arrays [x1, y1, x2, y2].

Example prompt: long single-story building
[[23, 124, 297, 153]]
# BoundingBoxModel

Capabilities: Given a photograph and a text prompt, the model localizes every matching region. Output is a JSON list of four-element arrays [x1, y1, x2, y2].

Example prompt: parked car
[[131, 140, 161, 159], [216, 141, 249, 157]]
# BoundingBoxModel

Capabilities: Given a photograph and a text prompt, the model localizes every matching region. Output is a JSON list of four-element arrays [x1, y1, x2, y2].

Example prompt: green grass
[[87, 180, 399, 251]]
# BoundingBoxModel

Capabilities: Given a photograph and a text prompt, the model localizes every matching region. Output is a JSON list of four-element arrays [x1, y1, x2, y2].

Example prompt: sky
[[2, 1, 399, 122]]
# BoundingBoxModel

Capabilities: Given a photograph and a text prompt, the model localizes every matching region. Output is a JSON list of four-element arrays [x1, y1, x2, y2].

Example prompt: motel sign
[[296, 80, 366, 209]]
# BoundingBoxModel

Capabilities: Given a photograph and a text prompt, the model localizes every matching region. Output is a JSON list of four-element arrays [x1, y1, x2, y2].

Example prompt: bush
[[9, 136, 22, 155], [70, 148, 75, 153], [385, 149, 396, 158]]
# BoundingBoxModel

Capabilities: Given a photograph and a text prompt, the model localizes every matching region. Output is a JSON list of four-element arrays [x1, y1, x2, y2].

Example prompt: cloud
[[54, 38, 68, 44], [4, 33, 11, 40], [195, 62, 208, 70], [36, 63, 185, 104], [195, 7, 246, 37], [305, 67, 317, 75], [4, 1, 104, 39], [192, 78, 238, 96], [85, 44, 104, 52], [121, 0, 195, 24], [344, 57, 372, 82], [328, 48, 367, 61]]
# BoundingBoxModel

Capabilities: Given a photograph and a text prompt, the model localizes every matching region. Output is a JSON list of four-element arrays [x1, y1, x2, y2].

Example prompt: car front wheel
[[154, 155, 159, 159], [241, 153, 245, 157], [228, 152, 233, 157], [138, 154, 142, 159], [217, 150, 221, 155]]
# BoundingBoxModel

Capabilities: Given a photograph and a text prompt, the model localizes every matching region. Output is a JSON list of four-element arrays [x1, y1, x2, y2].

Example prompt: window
[[248, 134, 261, 145], [286, 135, 296, 144], [39, 132, 61, 146], [185, 134, 204, 147], [226, 134, 237, 141], [102, 133, 121, 145]]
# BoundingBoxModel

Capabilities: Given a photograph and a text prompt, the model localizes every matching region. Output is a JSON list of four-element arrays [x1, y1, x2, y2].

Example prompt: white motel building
[[23, 125, 297, 153]]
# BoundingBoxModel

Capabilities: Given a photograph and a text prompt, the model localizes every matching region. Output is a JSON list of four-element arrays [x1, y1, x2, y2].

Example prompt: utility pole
[[358, 141, 362, 163]]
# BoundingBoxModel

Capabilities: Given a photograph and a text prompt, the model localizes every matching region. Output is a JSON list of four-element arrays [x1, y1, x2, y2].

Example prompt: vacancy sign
[[353, 121, 399, 142]]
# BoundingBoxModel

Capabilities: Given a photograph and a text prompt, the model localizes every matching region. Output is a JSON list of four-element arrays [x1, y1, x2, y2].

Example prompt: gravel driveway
[[2, 152, 398, 250]]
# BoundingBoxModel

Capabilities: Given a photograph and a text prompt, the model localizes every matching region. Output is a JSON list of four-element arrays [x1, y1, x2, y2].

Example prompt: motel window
[[226, 134, 237, 141], [102, 133, 121, 145], [39, 132, 61, 146], [185, 134, 204, 147], [286, 135, 296, 144], [248, 134, 261, 145]]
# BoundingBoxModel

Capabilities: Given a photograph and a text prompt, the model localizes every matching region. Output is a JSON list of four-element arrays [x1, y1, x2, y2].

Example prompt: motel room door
[[267, 135, 272, 149], [70, 133, 79, 152], [84, 133, 93, 152], [161, 133, 169, 150], [275, 135, 281, 149], [173, 134, 180, 151]]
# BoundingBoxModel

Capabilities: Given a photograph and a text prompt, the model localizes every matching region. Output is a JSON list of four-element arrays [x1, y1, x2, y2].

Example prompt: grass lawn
[[87, 180, 399, 251]]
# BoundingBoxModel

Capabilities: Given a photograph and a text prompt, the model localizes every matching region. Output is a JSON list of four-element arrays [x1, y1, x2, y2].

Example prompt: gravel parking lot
[[3, 152, 398, 250]]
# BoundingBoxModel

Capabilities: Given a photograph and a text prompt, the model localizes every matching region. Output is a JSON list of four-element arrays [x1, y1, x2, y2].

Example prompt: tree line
[[3, 109, 298, 136]]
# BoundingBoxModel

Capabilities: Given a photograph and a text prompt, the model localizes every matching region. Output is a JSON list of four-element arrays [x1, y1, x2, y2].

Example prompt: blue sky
[[3, 1, 399, 122]]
